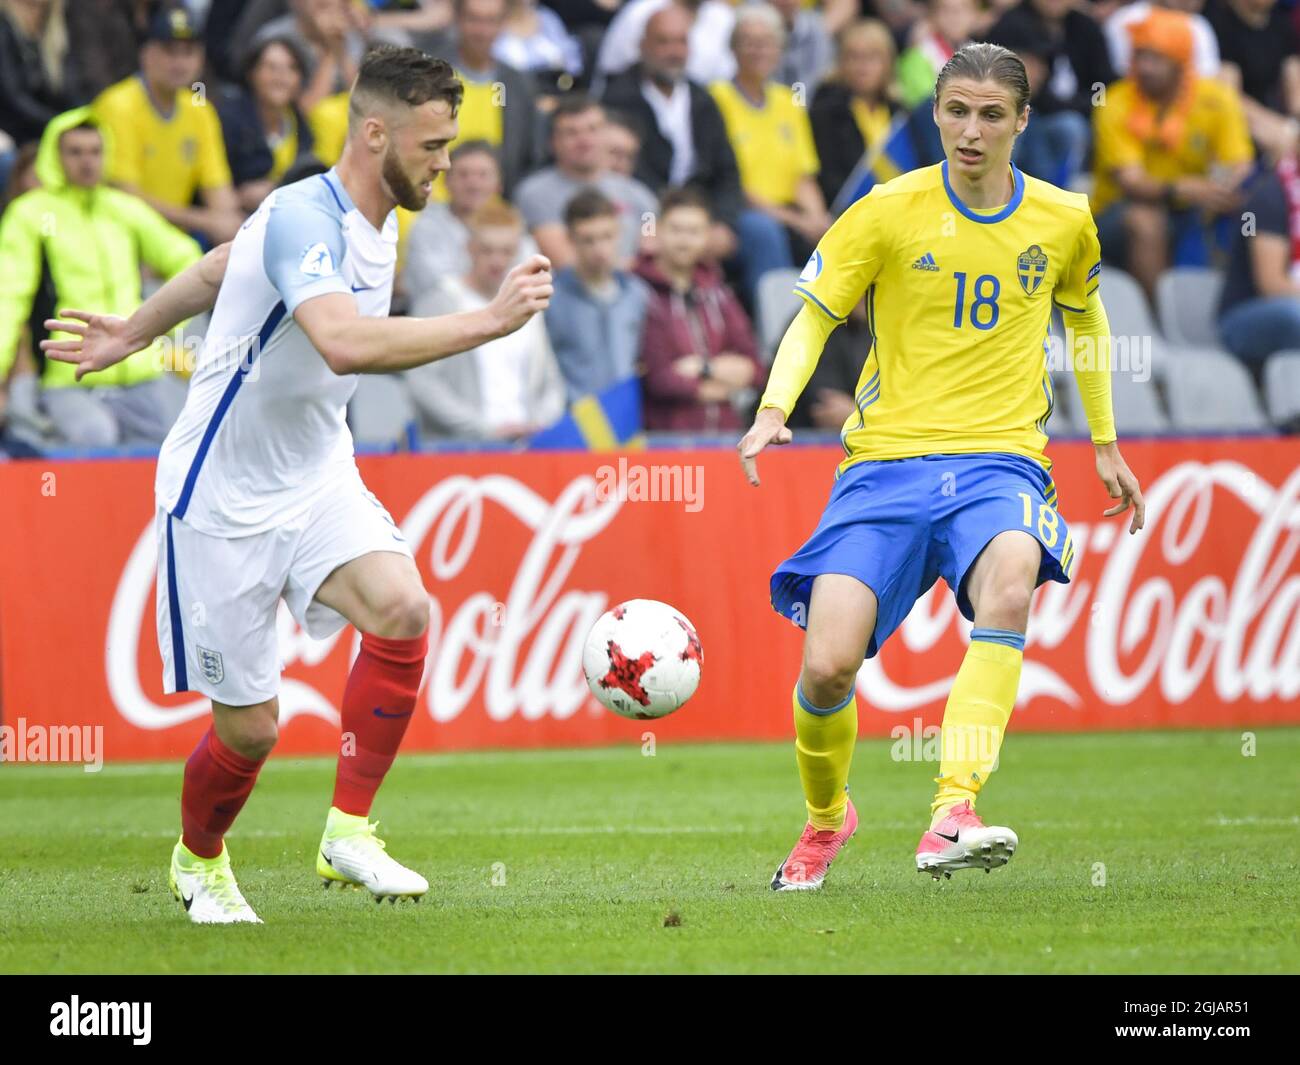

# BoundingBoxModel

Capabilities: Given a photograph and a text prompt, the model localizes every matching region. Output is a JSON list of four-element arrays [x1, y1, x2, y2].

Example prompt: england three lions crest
[[1017, 244, 1048, 295]]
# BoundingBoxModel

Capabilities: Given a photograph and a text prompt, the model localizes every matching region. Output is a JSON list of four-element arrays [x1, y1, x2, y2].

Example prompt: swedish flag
[[829, 103, 949, 215], [529, 376, 645, 451]]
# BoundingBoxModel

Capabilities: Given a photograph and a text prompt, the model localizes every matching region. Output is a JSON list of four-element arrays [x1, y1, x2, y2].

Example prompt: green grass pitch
[[1, 729, 1297, 974]]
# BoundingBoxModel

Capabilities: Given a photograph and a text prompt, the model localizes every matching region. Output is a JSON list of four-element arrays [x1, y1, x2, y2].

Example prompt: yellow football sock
[[793, 684, 857, 830], [930, 628, 1024, 827]]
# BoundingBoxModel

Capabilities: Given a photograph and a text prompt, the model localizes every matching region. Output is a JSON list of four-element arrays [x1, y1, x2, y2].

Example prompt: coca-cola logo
[[106, 461, 1300, 729]]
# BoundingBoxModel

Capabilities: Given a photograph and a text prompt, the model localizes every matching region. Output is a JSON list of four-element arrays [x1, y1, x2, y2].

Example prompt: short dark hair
[[603, 107, 645, 144], [551, 93, 601, 125], [350, 45, 463, 122], [659, 185, 712, 219], [449, 139, 499, 166], [934, 42, 1030, 114], [564, 187, 618, 229], [242, 35, 309, 90]]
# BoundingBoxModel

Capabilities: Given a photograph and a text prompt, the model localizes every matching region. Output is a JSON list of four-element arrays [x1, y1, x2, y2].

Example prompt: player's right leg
[[770, 574, 877, 891], [170, 699, 278, 924], [155, 509, 288, 923]]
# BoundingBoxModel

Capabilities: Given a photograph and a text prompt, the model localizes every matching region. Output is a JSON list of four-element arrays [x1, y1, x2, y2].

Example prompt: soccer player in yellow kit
[[738, 43, 1146, 889]]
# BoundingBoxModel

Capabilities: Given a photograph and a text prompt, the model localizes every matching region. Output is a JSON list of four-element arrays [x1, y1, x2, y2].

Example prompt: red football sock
[[181, 728, 265, 859], [332, 631, 428, 817]]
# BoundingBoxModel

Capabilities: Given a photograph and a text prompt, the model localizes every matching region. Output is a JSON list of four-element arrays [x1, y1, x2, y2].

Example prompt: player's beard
[[381, 145, 429, 212]]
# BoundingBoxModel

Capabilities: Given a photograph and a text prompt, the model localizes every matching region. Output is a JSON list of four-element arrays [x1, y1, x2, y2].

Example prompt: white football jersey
[[156, 168, 397, 537]]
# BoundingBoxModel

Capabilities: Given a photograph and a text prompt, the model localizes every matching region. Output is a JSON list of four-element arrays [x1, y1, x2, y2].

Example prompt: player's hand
[[39, 309, 143, 381], [489, 255, 553, 337], [1095, 440, 1145, 534], [737, 406, 793, 487]]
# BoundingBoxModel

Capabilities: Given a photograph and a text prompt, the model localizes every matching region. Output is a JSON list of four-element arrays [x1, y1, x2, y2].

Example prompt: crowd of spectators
[[1, 0, 1299, 454]]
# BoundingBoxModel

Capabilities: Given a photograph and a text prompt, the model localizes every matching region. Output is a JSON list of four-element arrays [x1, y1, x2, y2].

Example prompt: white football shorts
[[155, 470, 413, 706]]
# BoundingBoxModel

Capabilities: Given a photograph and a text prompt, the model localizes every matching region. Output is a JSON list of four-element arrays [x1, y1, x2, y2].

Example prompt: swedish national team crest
[[1017, 244, 1048, 295]]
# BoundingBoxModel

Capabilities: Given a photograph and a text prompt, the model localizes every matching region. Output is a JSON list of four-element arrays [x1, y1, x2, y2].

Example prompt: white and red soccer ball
[[582, 599, 703, 719]]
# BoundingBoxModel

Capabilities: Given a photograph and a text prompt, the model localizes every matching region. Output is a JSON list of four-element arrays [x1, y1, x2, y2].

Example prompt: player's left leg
[[283, 476, 431, 901], [916, 530, 1038, 879], [309, 550, 430, 902]]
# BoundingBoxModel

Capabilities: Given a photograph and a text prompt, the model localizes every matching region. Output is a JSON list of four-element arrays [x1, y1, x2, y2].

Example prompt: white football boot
[[317, 807, 429, 903], [915, 800, 1019, 880], [169, 838, 263, 924]]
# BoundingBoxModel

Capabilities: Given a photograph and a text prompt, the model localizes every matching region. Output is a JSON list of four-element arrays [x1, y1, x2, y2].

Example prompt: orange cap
[[1128, 8, 1195, 68]]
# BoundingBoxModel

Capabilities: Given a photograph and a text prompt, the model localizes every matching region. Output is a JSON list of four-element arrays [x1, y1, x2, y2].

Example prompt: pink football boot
[[916, 800, 1018, 880], [771, 797, 859, 891]]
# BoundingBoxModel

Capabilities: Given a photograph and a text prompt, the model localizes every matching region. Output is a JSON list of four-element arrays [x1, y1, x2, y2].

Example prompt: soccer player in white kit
[[42, 47, 554, 923]]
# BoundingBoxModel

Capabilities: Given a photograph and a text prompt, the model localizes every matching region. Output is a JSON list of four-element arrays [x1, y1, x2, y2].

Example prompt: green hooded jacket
[[0, 106, 202, 389]]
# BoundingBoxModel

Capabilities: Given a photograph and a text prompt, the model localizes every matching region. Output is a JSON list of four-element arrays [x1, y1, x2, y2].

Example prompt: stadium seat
[[1164, 352, 1269, 432], [1263, 351, 1300, 429], [1097, 267, 1160, 339], [1063, 358, 1169, 435], [1156, 268, 1225, 348], [755, 267, 803, 365]]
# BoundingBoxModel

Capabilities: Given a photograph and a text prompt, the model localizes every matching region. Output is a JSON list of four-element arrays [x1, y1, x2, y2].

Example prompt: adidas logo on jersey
[[911, 252, 939, 272]]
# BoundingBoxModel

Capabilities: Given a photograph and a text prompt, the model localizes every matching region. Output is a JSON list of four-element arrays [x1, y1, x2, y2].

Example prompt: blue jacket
[[543, 267, 650, 404]]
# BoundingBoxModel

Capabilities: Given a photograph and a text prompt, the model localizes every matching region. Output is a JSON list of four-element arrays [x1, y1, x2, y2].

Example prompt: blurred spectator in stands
[[0, 0, 86, 149], [249, 0, 370, 112], [544, 189, 652, 402], [994, 16, 1090, 187], [597, 0, 738, 88], [768, 0, 832, 94], [404, 141, 540, 298], [405, 200, 565, 440], [601, 4, 743, 261], [515, 96, 658, 271], [362, 0, 455, 51], [494, 0, 584, 89], [1107, 0, 1220, 81], [65, 0, 152, 98], [0, 139, 47, 449], [1205, 0, 1300, 159], [897, 0, 977, 110], [93, 4, 243, 246], [711, 4, 829, 301], [1217, 156, 1300, 370], [0, 0, 85, 153], [603, 107, 645, 177], [786, 296, 872, 431], [635, 187, 763, 431], [217, 36, 316, 214], [810, 19, 903, 208], [0, 107, 201, 446], [986, 0, 1116, 123], [430, 0, 540, 196], [1091, 8, 1253, 297]]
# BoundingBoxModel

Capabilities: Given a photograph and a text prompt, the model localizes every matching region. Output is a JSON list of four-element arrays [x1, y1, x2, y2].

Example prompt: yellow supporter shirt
[[710, 80, 820, 205], [309, 91, 350, 166], [1091, 76, 1254, 215], [94, 75, 232, 207], [767, 162, 1102, 473]]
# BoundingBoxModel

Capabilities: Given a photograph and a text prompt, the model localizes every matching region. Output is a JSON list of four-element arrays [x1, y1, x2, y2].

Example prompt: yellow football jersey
[[791, 162, 1100, 474], [93, 75, 232, 208], [709, 80, 820, 205]]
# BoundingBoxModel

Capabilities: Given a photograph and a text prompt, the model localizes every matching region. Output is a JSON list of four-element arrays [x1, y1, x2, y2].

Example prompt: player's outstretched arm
[[1060, 290, 1145, 534], [296, 255, 554, 375], [736, 301, 841, 485], [40, 241, 232, 381]]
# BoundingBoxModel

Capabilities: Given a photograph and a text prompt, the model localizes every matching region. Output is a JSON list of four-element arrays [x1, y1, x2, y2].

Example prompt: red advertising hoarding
[[1, 438, 1297, 761]]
